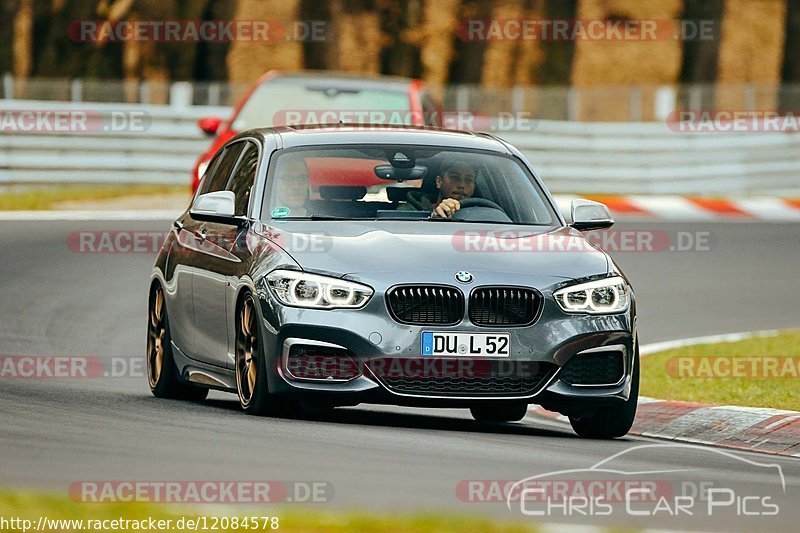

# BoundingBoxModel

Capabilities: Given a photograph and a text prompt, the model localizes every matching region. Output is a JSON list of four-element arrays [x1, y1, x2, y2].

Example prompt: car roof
[[266, 71, 415, 93], [239, 124, 511, 153]]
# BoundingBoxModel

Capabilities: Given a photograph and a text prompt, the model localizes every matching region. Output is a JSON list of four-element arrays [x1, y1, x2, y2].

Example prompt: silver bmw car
[[148, 125, 638, 438]]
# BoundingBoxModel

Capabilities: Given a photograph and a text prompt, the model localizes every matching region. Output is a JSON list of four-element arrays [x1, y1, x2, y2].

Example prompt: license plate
[[421, 332, 511, 357]]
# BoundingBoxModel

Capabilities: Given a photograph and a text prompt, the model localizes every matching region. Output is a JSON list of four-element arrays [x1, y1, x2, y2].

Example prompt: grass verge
[[0, 185, 187, 210], [641, 330, 800, 410], [0, 491, 538, 533]]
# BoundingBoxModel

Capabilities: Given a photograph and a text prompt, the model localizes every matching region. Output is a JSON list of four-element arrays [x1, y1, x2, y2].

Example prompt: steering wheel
[[457, 197, 505, 212], [451, 197, 510, 222]]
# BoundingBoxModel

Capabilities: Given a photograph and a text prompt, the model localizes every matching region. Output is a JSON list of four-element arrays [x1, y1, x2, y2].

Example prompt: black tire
[[569, 343, 640, 439], [470, 403, 528, 422], [147, 285, 209, 401], [235, 293, 280, 416]]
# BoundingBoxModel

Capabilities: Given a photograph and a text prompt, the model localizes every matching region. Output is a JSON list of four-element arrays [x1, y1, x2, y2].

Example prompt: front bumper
[[256, 280, 636, 411]]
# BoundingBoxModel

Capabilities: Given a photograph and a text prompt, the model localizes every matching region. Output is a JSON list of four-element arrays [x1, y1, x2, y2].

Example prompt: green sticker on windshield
[[272, 207, 291, 218]]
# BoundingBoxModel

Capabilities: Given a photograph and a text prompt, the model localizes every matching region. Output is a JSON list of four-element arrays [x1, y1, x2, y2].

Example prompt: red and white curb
[[529, 330, 800, 457], [553, 195, 800, 222], [530, 400, 800, 457]]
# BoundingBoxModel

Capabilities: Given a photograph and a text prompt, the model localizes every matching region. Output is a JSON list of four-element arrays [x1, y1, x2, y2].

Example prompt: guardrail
[[1, 100, 798, 195]]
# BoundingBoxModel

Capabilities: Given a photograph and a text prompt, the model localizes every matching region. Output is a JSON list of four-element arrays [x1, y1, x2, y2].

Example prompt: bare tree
[[12, 0, 33, 79], [449, 0, 494, 84], [780, 0, 800, 110]]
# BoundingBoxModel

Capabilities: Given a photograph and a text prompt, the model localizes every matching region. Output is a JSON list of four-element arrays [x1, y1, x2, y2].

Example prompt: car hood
[[258, 221, 610, 285]]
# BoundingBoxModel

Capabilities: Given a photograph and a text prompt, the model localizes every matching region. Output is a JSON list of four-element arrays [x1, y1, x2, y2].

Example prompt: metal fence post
[[689, 85, 701, 110], [208, 82, 221, 107], [654, 86, 676, 120], [567, 87, 579, 121], [456, 85, 469, 111], [140, 80, 150, 104], [629, 86, 641, 121], [70, 78, 83, 102], [511, 86, 524, 114], [2, 73, 13, 99], [170, 81, 193, 108], [744, 84, 755, 111]]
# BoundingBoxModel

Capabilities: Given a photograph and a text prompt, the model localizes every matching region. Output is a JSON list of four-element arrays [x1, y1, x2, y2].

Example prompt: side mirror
[[570, 199, 614, 231], [191, 191, 236, 218], [198, 116, 222, 136]]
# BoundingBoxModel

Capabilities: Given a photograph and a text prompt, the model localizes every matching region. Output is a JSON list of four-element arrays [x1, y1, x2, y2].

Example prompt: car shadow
[[196, 396, 576, 439]]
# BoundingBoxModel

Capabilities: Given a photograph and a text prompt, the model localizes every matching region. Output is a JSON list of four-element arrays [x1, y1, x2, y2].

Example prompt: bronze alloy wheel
[[236, 295, 259, 408], [146, 284, 208, 401], [147, 286, 166, 388]]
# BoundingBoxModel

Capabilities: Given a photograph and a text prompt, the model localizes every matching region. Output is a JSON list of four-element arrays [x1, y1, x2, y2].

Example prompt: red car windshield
[[232, 83, 411, 130]]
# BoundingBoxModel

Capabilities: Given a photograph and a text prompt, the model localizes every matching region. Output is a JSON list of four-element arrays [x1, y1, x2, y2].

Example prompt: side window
[[196, 151, 223, 196], [199, 142, 245, 196], [226, 141, 260, 216]]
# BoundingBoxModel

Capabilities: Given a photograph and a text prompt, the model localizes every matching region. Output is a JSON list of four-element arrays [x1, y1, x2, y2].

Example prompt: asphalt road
[[0, 219, 798, 531]]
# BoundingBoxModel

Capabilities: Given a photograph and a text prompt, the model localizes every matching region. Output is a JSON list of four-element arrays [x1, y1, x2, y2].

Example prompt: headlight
[[553, 276, 629, 315], [266, 270, 373, 309]]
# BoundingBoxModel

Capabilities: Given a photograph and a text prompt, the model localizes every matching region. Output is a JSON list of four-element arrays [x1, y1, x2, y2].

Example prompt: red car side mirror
[[198, 116, 222, 136]]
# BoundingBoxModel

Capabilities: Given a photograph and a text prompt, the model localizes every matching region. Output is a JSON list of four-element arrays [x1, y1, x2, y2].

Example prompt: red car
[[192, 70, 441, 192]]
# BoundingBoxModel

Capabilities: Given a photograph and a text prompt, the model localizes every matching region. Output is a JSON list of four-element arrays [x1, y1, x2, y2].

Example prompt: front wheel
[[235, 294, 279, 416], [146, 285, 208, 401], [569, 343, 640, 439]]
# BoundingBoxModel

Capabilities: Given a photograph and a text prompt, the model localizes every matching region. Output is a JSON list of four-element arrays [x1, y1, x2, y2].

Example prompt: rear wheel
[[470, 403, 528, 422], [146, 285, 208, 401], [569, 343, 640, 439]]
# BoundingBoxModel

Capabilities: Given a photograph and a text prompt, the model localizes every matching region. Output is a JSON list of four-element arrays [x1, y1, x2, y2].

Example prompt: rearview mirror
[[198, 116, 222, 136], [191, 191, 236, 218], [570, 199, 614, 231], [374, 164, 427, 181]]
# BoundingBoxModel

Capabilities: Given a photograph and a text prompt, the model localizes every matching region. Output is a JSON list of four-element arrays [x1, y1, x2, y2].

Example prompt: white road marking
[[639, 330, 779, 355]]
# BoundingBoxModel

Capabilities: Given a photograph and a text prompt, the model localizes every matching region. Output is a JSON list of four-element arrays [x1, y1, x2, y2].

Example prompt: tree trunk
[[449, 0, 494, 85], [780, 0, 800, 110], [679, 0, 724, 84], [378, 0, 423, 78], [12, 0, 33, 80]]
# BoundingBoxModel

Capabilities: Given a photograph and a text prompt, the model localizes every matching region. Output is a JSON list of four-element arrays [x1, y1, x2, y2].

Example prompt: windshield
[[262, 145, 559, 226], [232, 82, 411, 130]]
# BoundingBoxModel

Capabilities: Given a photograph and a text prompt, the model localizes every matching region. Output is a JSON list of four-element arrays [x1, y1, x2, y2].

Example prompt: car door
[[191, 140, 260, 368], [165, 148, 226, 357], [178, 141, 245, 365]]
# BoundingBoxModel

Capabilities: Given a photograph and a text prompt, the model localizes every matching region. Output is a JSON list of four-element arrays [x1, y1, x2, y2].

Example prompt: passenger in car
[[398, 159, 477, 219], [274, 155, 310, 216]]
